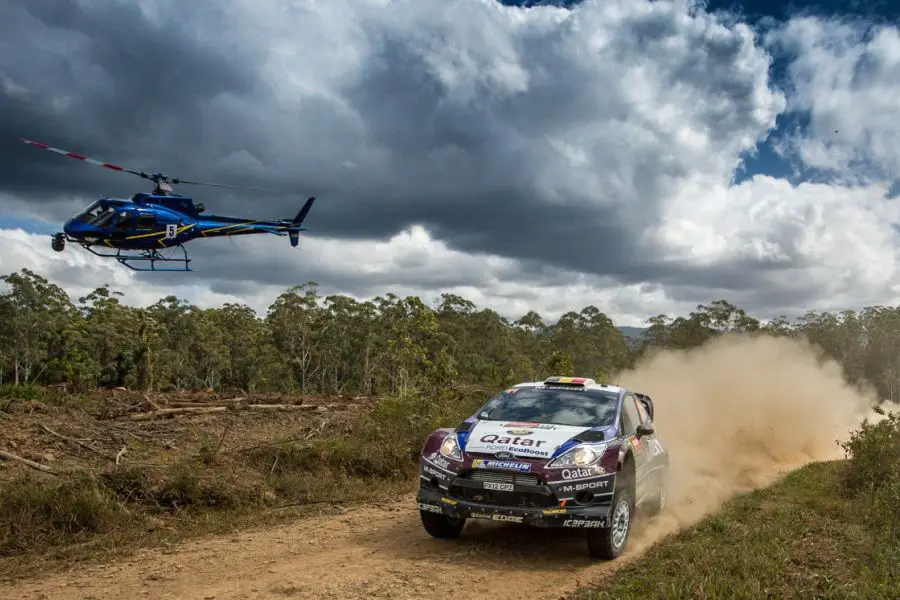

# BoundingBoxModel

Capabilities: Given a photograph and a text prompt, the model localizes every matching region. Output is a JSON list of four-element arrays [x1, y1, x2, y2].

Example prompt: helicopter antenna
[[18, 137, 287, 195]]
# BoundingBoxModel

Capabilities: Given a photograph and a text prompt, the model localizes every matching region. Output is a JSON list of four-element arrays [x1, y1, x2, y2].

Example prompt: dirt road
[[0, 493, 633, 600]]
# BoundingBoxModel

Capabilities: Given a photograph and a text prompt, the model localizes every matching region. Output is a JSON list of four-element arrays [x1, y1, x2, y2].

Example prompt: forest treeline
[[2, 268, 900, 400]]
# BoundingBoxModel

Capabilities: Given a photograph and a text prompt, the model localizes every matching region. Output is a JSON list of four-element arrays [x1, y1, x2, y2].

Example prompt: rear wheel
[[587, 482, 634, 559], [420, 510, 466, 539]]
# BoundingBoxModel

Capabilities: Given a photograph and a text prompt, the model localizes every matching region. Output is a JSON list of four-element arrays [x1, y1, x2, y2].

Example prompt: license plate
[[483, 481, 514, 491]]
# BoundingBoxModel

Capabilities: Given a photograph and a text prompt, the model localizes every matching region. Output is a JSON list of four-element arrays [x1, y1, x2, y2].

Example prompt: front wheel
[[420, 510, 466, 539], [587, 485, 634, 560]]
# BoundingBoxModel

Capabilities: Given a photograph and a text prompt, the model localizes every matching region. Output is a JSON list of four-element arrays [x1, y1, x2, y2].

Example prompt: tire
[[419, 510, 466, 539], [643, 469, 668, 517], [587, 484, 634, 560]]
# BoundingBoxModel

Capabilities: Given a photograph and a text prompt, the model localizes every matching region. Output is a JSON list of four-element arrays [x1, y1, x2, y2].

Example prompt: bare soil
[[0, 493, 636, 600]]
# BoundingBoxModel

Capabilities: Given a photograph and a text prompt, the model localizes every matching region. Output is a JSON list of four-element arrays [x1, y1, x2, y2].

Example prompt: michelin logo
[[472, 459, 532, 472]]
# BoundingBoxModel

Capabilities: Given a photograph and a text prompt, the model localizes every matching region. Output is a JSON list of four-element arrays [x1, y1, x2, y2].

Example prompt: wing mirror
[[635, 422, 655, 438]]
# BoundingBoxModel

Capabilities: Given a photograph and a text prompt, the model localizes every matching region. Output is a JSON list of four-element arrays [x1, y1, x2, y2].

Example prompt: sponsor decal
[[440, 496, 457, 505], [505, 428, 534, 436], [466, 421, 588, 459], [559, 477, 612, 494], [488, 445, 550, 457], [423, 465, 448, 481], [469, 512, 493, 519], [629, 435, 643, 453], [430, 455, 451, 469], [480, 434, 546, 449], [483, 481, 514, 491], [560, 467, 598, 480], [491, 514, 524, 523], [542, 508, 567, 515], [472, 459, 532, 472], [503, 422, 556, 430], [418, 503, 442, 514], [563, 519, 603, 528]]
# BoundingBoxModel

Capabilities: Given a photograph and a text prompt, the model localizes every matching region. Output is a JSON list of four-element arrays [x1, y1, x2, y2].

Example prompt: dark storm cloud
[[1, 0, 789, 299]]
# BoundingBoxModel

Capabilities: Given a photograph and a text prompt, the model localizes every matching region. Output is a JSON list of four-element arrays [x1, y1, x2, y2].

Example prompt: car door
[[620, 393, 651, 500], [635, 394, 666, 481]]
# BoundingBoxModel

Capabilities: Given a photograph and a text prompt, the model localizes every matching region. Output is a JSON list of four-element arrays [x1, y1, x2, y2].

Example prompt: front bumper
[[416, 480, 614, 529]]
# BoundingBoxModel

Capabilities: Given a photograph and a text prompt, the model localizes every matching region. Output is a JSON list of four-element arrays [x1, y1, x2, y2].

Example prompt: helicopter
[[18, 137, 316, 272]]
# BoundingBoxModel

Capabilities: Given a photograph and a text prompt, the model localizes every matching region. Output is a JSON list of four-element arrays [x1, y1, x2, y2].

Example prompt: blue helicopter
[[20, 138, 316, 272]]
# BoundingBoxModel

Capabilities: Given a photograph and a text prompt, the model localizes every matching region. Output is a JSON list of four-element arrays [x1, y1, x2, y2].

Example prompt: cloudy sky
[[2, 0, 900, 327]]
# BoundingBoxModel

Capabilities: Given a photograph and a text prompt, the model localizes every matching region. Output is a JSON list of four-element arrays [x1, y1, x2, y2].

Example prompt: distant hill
[[617, 326, 647, 340]]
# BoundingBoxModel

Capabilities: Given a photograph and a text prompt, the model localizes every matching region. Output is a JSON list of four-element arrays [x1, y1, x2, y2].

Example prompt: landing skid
[[81, 244, 192, 272]]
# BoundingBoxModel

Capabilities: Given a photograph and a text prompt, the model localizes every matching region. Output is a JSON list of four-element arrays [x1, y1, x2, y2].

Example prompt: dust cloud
[[618, 333, 880, 553]]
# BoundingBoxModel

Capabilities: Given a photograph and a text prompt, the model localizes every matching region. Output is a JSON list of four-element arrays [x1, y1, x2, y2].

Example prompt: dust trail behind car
[[617, 333, 879, 555]]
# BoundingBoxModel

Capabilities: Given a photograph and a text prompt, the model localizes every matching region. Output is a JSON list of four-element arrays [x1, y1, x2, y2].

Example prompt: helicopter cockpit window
[[71, 200, 104, 224]]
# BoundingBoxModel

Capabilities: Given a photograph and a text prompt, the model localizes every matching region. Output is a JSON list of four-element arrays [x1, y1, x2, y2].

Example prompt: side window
[[620, 394, 641, 436], [135, 214, 156, 231], [116, 213, 131, 230]]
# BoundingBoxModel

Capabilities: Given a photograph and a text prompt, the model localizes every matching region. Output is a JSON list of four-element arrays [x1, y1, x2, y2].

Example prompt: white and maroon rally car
[[416, 376, 669, 559]]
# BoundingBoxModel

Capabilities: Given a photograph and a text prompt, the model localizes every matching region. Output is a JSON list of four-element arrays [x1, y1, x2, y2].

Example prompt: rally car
[[416, 376, 669, 559]]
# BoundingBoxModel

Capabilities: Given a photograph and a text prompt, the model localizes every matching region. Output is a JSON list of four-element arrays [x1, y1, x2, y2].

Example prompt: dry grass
[[0, 384, 484, 581]]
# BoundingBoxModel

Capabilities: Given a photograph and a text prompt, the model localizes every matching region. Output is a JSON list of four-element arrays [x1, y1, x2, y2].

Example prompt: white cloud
[[659, 174, 900, 312], [767, 17, 900, 181]]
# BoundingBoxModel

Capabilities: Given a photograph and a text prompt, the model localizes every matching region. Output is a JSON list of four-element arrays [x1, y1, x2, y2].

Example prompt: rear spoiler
[[635, 393, 654, 421]]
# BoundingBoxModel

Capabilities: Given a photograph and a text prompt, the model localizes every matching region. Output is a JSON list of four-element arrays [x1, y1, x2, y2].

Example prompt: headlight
[[546, 443, 606, 469], [439, 434, 463, 461]]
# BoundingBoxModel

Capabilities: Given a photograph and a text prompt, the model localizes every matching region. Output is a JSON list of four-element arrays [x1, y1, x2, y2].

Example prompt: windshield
[[476, 386, 619, 428], [70, 200, 104, 224], [71, 200, 122, 226]]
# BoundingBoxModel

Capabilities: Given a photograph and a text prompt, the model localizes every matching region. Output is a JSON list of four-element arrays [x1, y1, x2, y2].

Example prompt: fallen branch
[[0, 449, 58, 475], [142, 392, 162, 411], [39, 424, 115, 460], [128, 403, 319, 421], [115, 446, 127, 465], [244, 404, 317, 410], [165, 397, 246, 409], [129, 406, 229, 421]]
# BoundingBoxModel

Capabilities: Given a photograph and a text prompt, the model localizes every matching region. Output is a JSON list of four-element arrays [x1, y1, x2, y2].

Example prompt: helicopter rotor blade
[[19, 138, 151, 180], [20, 137, 292, 194], [170, 178, 287, 194]]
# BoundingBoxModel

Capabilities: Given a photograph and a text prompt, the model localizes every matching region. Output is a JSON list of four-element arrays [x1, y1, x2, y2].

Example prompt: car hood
[[463, 420, 593, 460]]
